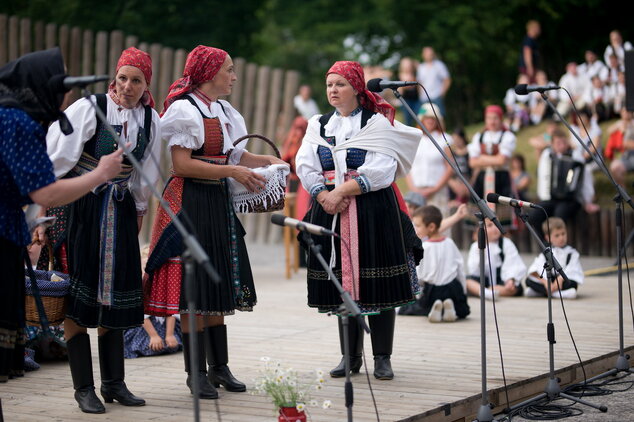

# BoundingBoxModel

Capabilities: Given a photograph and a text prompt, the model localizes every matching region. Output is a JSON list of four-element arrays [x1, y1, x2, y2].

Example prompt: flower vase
[[278, 406, 307, 422]]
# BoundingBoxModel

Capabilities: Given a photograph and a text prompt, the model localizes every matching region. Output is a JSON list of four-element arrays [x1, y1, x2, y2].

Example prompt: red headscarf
[[162, 45, 228, 113], [485, 104, 504, 119], [327, 61, 395, 125], [108, 47, 154, 108]]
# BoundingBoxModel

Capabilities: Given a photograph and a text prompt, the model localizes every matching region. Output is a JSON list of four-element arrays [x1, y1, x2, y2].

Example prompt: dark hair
[[413, 205, 443, 228], [512, 153, 526, 171]]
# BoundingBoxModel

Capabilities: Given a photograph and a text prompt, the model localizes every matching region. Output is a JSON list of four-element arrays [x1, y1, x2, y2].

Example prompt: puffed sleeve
[[498, 131, 517, 157], [129, 109, 163, 214], [355, 152, 397, 193], [563, 248, 584, 285], [527, 253, 546, 276], [295, 140, 326, 198], [466, 242, 479, 277], [467, 133, 481, 158], [500, 238, 527, 283], [161, 100, 204, 150], [47, 97, 98, 178]]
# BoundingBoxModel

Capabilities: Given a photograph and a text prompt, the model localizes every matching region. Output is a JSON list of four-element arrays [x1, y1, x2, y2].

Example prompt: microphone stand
[[503, 208, 607, 415], [81, 87, 223, 422], [300, 231, 370, 422], [540, 92, 634, 381], [392, 88, 503, 421]]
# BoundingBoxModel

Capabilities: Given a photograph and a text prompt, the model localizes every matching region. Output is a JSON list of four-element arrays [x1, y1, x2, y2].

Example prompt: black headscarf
[[0, 47, 72, 132]]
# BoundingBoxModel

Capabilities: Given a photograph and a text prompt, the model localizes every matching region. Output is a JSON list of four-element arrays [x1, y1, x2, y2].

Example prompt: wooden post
[[94, 31, 108, 93], [33, 21, 44, 51], [45, 23, 56, 49], [149, 43, 162, 106], [241, 62, 258, 130], [8, 15, 18, 61], [0, 15, 8, 66], [229, 57, 245, 111], [108, 30, 124, 73], [124, 35, 138, 48], [173, 48, 187, 81], [81, 30, 93, 75], [279, 70, 300, 140], [266, 68, 283, 141], [19, 18, 31, 56], [158, 47, 174, 112], [138, 42, 149, 54], [58, 25, 70, 66]]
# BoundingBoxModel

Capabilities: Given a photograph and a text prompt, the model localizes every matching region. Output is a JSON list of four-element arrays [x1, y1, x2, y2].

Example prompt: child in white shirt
[[412, 206, 470, 322], [466, 219, 526, 300], [525, 217, 583, 299]]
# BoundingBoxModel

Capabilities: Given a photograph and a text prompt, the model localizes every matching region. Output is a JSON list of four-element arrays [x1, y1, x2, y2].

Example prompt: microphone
[[48, 74, 111, 91], [271, 214, 337, 237], [367, 78, 418, 92], [514, 84, 561, 95], [487, 193, 542, 210]]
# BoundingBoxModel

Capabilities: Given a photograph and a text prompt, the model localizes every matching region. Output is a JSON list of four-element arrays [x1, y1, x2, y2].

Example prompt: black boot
[[330, 316, 364, 378], [183, 332, 218, 399], [98, 330, 145, 406], [67, 333, 105, 414], [369, 309, 395, 380], [205, 325, 246, 392]]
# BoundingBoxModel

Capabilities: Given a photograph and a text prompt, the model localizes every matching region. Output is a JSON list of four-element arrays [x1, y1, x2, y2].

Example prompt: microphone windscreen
[[486, 193, 500, 203], [514, 84, 528, 95], [270, 213, 286, 226], [366, 78, 383, 93]]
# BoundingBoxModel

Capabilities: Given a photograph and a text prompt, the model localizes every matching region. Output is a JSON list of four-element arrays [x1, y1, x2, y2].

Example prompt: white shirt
[[468, 130, 516, 170], [578, 60, 608, 82], [504, 88, 530, 109], [558, 72, 590, 100], [296, 112, 399, 195], [527, 245, 584, 285], [293, 95, 320, 120], [604, 41, 633, 67], [417, 237, 465, 290], [160, 94, 248, 165], [467, 237, 526, 284], [416, 60, 450, 101], [46, 95, 162, 214], [409, 131, 453, 187]]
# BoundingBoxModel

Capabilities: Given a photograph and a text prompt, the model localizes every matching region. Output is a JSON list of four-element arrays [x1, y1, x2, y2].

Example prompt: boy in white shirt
[[466, 219, 526, 300], [525, 217, 583, 299], [412, 206, 470, 322]]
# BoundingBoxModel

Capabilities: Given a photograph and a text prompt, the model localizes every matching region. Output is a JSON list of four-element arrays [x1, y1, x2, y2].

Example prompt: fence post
[[33, 21, 44, 51], [8, 15, 18, 61], [94, 31, 108, 93], [45, 23, 56, 49], [0, 15, 8, 66], [229, 57, 245, 111], [19, 18, 31, 56]]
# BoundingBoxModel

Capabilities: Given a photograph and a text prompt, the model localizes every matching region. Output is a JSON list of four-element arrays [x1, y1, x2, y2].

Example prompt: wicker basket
[[25, 244, 68, 327]]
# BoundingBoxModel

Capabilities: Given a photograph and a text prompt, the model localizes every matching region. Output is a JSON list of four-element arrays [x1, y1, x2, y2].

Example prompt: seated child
[[412, 206, 470, 322], [124, 315, 182, 359], [525, 217, 582, 299], [466, 219, 526, 299]]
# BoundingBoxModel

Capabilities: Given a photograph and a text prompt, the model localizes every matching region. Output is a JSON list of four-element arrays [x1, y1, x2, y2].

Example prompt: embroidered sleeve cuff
[[353, 175, 371, 194], [310, 184, 327, 198]]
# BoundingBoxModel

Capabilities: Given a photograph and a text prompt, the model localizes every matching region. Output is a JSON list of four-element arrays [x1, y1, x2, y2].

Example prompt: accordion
[[550, 153, 584, 201]]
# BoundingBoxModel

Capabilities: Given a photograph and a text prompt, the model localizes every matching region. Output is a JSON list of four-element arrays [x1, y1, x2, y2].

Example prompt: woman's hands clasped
[[317, 189, 351, 215]]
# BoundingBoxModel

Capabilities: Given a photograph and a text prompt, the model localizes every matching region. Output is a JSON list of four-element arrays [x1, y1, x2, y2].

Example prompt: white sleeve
[[499, 131, 517, 157], [527, 253, 546, 276], [161, 100, 204, 151], [129, 109, 163, 214], [453, 242, 466, 291], [356, 152, 397, 192], [501, 238, 527, 283], [536, 149, 551, 201], [47, 97, 98, 178], [466, 242, 479, 277], [439, 61, 450, 79], [296, 138, 325, 198], [604, 45, 613, 65], [467, 133, 481, 158], [503, 89, 516, 107], [564, 248, 584, 285]]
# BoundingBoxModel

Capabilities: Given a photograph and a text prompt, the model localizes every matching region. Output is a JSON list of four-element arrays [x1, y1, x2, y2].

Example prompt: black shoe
[[210, 364, 247, 392], [205, 325, 246, 392], [329, 356, 363, 378], [74, 387, 106, 414], [187, 371, 219, 399], [373, 355, 393, 380], [101, 381, 146, 406], [98, 330, 145, 406]]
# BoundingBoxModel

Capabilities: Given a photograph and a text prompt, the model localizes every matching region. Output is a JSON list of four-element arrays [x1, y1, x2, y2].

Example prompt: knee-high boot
[[369, 309, 395, 380], [66, 333, 105, 414], [182, 331, 218, 399], [98, 330, 145, 406], [329, 316, 364, 378], [205, 325, 246, 392]]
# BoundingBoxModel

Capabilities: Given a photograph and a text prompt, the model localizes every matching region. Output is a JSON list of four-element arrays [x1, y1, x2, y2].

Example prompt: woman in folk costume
[[46, 47, 162, 413], [296, 61, 424, 380], [468, 105, 517, 226], [0, 48, 124, 384], [144, 45, 285, 399]]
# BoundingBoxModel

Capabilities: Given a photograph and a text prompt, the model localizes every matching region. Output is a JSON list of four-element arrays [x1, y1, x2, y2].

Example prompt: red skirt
[[144, 257, 182, 316]]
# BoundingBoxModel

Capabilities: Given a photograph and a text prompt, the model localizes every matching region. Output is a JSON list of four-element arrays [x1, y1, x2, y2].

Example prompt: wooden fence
[[0, 14, 300, 244]]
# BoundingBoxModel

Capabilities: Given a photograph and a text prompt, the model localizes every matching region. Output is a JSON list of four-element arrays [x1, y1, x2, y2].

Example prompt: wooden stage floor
[[2, 249, 633, 421]]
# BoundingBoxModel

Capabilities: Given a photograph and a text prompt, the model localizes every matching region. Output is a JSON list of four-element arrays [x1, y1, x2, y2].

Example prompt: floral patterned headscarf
[[108, 47, 154, 108], [327, 61, 395, 125], [162, 45, 228, 113]]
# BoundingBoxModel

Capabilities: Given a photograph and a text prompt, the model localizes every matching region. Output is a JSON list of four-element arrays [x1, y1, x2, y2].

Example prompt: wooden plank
[[108, 30, 124, 74], [8, 15, 18, 61], [279, 70, 300, 141], [241, 62, 258, 130], [0, 14, 8, 66], [58, 24, 69, 67], [157, 47, 174, 112], [45, 22, 56, 49], [94, 31, 108, 93], [19, 17, 31, 56], [33, 20, 44, 51], [149, 43, 162, 106], [68, 26, 82, 102], [125, 35, 138, 48], [81, 30, 93, 75], [229, 56, 246, 111]]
